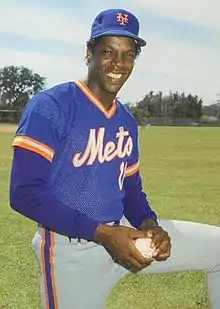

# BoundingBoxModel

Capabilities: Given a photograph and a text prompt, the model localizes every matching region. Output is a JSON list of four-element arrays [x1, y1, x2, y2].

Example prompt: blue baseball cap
[[89, 9, 146, 47]]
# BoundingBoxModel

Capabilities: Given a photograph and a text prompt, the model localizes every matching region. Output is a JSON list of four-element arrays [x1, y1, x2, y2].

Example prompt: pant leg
[[32, 227, 125, 309], [122, 217, 220, 309]]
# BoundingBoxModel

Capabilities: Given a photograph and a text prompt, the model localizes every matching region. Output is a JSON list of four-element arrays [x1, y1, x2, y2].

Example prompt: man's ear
[[85, 49, 92, 66]]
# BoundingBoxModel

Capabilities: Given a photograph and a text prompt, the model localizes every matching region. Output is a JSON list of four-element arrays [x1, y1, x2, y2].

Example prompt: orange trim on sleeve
[[12, 135, 55, 162], [125, 161, 139, 177]]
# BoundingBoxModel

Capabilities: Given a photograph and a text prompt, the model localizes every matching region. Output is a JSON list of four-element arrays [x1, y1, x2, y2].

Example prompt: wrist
[[94, 223, 115, 245], [138, 218, 159, 231]]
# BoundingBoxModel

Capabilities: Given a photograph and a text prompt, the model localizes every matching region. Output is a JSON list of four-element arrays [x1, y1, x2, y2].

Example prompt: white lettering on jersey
[[118, 161, 127, 190], [73, 126, 133, 167]]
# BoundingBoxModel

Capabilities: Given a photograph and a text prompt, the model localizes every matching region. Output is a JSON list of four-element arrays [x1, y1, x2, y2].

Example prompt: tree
[[125, 90, 204, 126], [202, 104, 219, 118], [0, 65, 45, 109]]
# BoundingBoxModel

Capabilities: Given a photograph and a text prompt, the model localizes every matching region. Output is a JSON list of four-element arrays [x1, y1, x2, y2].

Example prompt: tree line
[[0, 65, 219, 126], [125, 91, 218, 126]]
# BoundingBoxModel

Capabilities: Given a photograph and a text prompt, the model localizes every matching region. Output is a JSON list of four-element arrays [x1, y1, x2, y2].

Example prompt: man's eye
[[103, 50, 112, 56], [127, 52, 136, 60]]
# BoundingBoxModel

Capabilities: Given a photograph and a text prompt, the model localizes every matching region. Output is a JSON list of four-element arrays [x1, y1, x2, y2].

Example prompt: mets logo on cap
[[116, 13, 129, 25]]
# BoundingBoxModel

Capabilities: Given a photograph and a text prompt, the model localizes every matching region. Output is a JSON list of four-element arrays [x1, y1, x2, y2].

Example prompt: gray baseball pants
[[32, 217, 220, 309]]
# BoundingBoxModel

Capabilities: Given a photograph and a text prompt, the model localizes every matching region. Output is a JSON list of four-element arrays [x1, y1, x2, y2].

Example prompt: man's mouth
[[106, 72, 123, 82]]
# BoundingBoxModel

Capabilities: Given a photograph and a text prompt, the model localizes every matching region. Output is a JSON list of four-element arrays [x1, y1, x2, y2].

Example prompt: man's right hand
[[94, 224, 154, 271]]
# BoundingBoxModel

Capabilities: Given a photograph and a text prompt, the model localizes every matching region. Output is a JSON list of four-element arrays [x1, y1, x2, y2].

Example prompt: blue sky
[[0, 0, 219, 105]]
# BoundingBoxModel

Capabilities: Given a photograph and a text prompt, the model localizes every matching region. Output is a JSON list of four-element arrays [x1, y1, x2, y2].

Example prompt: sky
[[0, 0, 219, 105]]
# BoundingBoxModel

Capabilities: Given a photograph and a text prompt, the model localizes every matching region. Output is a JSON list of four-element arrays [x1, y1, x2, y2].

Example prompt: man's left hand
[[139, 219, 171, 261]]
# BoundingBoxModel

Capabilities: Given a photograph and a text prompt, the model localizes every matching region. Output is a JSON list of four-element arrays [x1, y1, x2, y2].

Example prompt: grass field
[[0, 124, 220, 309]]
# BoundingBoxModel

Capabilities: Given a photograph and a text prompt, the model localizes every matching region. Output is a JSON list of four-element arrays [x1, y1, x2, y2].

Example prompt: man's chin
[[104, 84, 123, 96]]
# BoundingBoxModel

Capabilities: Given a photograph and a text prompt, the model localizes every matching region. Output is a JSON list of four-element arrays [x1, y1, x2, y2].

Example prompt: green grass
[[1, 126, 220, 309]]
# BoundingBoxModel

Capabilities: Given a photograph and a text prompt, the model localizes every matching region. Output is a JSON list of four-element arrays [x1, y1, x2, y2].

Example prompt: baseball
[[134, 238, 156, 258]]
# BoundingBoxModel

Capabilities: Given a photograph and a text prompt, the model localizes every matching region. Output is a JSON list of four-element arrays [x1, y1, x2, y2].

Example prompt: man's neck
[[85, 80, 116, 111]]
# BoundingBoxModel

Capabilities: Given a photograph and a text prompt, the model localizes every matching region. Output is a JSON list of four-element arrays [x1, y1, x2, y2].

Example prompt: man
[[9, 8, 220, 309]]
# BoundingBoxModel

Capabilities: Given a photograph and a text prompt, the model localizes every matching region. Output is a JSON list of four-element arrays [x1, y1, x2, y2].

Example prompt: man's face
[[88, 36, 137, 96]]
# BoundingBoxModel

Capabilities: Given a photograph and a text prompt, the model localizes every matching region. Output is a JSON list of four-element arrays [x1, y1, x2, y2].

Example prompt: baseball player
[[10, 8, 220, 309]]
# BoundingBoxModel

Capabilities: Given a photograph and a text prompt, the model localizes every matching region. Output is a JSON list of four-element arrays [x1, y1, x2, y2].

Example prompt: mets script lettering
[[73, 126, 133, 167]]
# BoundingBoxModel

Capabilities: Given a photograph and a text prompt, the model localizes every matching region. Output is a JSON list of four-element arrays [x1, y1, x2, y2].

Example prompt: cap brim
[[91, 29, 146, 47]]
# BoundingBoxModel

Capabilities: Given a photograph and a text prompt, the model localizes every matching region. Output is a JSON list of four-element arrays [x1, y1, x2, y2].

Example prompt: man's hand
[[94, 224, 154, 271], [139, 219, 171, 261]]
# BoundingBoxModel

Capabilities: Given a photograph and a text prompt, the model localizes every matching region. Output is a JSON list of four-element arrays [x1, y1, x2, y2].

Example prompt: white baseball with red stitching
[[134, 238, 155, 258]]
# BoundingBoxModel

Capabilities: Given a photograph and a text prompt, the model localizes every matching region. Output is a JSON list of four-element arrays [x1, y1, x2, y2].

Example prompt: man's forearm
[[123, 172, 158, 228]]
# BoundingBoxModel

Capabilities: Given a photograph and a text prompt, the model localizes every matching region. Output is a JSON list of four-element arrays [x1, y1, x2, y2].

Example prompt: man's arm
[[10, 148, 100, 240], [9, 89, 101, 240], [123, 169, 158, 229], [123, 168, 171, 261]]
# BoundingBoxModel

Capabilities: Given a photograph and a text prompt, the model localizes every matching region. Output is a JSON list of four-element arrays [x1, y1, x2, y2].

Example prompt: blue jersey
[[10, 81, 157, 239]]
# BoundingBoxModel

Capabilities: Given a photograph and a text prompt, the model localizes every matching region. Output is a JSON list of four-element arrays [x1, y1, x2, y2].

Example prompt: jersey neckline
[[74, 80, 117, 119]]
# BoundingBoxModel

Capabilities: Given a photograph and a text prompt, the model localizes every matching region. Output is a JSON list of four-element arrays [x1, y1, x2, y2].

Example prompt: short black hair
[[85, 37, 142, 64]]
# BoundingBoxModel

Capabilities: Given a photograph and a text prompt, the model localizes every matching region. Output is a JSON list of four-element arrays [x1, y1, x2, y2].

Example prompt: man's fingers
[[155, 252, 170, 261], [152, 230, 171, 249], [155, 240, 171, 260], [157, 239, 171, 254], [127, 257, 144, 271], [151, 233, 162, 248]]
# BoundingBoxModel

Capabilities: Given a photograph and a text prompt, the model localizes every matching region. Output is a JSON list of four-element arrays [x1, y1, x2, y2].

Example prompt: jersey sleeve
[[10, 148, 100, 240], [12, 91, 66, 162], [123, 120, 158, 228], [124, 119, 139, 178], [10, 89, 101, 240]]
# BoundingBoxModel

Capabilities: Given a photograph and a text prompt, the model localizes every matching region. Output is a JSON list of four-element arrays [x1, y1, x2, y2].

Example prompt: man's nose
[[111, 53, 125, 67]]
